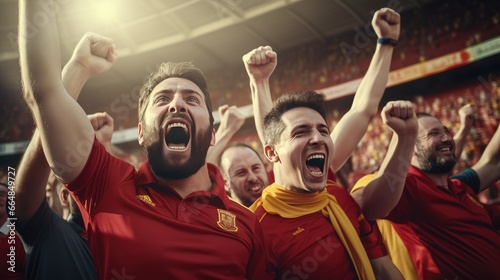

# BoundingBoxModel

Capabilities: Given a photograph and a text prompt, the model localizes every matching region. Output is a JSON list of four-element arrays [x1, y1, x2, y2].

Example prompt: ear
[[224, 178, 231, 193], [59, 189, 70, 207], [138, 123, 145, 146], [210, 128, 216, 147], [264, 144, 280, 163]]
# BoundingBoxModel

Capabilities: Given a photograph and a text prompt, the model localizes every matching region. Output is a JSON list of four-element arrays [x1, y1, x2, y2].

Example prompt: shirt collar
[[136, 161, 230, 209], [409, 165, 460, 194]]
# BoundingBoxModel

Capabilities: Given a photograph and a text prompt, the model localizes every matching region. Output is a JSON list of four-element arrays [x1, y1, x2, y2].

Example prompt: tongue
[[307, 165, 322, 173]]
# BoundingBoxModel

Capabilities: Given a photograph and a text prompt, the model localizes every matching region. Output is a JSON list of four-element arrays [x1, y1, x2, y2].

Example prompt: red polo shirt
[[253, 183, 387, 279], [67, 139, 269, 280], [387, 166, 500, 279]]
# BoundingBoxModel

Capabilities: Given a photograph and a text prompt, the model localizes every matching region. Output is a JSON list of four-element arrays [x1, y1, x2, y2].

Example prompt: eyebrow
[[291, 123, 329, 131], [318, 123, 329, 130], [290, 124, 310, 132], [153, 88, 203, 99]]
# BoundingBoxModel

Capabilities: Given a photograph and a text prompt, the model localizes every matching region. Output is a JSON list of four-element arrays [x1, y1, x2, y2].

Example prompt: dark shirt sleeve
[[17, 199, 58, 245], [450, 168, 480, 194]]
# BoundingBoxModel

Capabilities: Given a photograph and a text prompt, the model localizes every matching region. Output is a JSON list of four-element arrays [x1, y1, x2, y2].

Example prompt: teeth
[[249, 186, 261, 192], [311, 171, 323, 175], [168, 145, 185, 150], [167, 123, 187, 131], [307, 154, 325, 161]]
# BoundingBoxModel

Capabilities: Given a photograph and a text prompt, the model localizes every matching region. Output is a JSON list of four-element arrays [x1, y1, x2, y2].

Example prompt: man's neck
[[156, 164, 213, 198], [426, 173, 449, 187], [411, 160, 450, 188], [419, 169, 449, 188]]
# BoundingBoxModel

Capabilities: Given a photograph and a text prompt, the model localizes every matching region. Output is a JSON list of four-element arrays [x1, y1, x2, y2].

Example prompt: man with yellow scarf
[[250, 90, 417, 279]]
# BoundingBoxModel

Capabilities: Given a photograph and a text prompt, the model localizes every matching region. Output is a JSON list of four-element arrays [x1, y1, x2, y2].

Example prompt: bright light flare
[[94, 0, 120, 23]]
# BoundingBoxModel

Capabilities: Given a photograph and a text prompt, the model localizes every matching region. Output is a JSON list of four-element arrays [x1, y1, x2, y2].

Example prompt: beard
[[142, 117, 213, 180], [416, 143, 457, 174]]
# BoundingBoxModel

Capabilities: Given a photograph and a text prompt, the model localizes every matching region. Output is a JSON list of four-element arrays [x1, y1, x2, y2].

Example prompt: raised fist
[[381, 100, 418, 137], [242, 46, 277, 81]]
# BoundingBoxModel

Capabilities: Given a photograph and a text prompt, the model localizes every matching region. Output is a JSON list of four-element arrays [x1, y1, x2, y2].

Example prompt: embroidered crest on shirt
[[137, 194, 155, 207], [217, 209, 238, 232]]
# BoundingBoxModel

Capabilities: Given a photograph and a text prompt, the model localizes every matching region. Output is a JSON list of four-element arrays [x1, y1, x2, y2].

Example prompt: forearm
[[330, 45, 394, 171], [473, 125, 500, 191], [250, 77, 273, 146], [14, 129, 51, 222], [62, 60, 93, 100], [351, 44, 394, 117], [355, 133, 415, 219], [207, 129, 238, 165], [453, 124, 471, 159]]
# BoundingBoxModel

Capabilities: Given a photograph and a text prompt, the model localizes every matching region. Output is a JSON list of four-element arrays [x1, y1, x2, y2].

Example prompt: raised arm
[[351, 101, 418, 219], [330, 8, 400, 172], [242, 46, 277, 147], [18, 0, 114, 183], [453, 103, 475, 159], [472, 124, 500, 192], [207, 105, 245, 165], [15, 30, 116, 222]]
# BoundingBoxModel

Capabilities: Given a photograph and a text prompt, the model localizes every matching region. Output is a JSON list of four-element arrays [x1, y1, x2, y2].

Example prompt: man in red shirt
[[251, 91, 416, 279], [17, 0, 267, 279], [352, 114, 500, 279]]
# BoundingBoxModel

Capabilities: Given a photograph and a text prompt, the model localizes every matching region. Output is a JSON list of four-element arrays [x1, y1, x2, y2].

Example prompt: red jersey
[[67, 139, 268, 280], [253, 184, 387, 279], [387, 166, 500, 279]]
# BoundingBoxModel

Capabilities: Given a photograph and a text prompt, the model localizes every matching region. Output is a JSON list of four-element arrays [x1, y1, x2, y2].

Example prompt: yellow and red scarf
[[251, 182, 375, 280]]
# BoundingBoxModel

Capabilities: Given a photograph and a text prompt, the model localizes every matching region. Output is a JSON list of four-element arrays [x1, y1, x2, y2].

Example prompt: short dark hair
[[138, 62, 214, 125], [218, 142, 264, 168], [263, 91, 327, 145]]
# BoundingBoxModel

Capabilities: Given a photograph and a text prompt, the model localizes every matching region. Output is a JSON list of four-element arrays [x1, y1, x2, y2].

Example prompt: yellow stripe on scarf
[[251, 183, 375, 280]]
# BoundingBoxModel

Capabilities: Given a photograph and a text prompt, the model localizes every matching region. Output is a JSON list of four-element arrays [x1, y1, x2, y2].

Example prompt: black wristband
[[377, 37, 398, 47]]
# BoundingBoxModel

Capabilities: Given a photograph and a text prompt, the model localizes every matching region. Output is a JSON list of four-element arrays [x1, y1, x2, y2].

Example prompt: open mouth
[[165, 122, 190, 150], [247, 184, 262, 194], [306, 154, 325, 176], [437, 145, 452, 153]]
